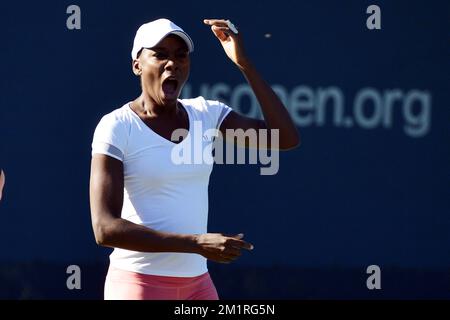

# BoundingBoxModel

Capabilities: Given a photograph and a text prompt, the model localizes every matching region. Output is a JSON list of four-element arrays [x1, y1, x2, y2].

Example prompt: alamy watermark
[[366, 264, 381, 290], [366, 5, 381, 30], [66, 265, 81, 290], [66, 5, 81, 30], [170, 122, 280, 175]]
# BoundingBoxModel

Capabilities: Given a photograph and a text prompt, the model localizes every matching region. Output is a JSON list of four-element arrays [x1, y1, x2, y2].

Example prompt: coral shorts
[[104, 266, 219, 300]]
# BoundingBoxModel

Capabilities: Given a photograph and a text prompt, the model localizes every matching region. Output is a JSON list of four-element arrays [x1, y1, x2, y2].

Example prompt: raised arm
[[89, 154, 252, 263], [204, 19, 300, 150]]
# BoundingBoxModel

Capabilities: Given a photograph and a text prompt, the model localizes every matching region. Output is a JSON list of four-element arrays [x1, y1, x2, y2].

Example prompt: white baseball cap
[[131, 18, 194, 59]]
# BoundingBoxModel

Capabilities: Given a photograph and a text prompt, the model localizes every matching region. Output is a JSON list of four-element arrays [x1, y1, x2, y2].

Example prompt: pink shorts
[[104, 266, 219, 300]]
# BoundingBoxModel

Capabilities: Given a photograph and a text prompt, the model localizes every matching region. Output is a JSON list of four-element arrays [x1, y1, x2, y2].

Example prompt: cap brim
[[131, 29, 194, 60], [162, 30, 194, 53]]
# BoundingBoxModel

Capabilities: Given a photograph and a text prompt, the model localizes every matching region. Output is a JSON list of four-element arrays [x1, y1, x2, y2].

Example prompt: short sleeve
[[205, 100, 233, 129], [91, 114, 128, 162]]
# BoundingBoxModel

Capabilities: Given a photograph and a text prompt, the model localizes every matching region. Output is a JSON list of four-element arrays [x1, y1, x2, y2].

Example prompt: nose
[[164, 57, 178, 72]]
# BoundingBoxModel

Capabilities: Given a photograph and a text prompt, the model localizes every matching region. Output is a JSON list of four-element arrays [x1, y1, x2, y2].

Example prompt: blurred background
[[0, 0, 449, 299]]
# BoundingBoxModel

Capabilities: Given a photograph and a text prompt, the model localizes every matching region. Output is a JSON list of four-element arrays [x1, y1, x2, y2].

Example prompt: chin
[[161, 92, 181, 103]]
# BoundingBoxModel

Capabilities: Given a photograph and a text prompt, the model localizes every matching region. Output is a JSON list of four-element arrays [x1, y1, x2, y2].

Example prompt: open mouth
[[162, 78, 179, 96]]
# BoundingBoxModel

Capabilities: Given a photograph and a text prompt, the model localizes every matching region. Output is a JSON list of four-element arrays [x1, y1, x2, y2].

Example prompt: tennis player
[[89, 18, 299, 300]]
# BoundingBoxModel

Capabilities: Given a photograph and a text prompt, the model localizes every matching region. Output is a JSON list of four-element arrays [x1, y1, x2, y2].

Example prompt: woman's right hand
[[194, 233, 254, 263]]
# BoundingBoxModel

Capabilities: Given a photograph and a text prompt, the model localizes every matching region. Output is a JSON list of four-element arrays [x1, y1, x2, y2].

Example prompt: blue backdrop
[[0, 0, 449, 299]]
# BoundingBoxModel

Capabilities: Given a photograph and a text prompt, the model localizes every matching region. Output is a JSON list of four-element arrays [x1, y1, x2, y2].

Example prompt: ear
[[132, 58, 142, 76]]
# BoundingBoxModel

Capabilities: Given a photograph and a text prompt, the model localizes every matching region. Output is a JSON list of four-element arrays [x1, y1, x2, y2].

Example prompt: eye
[[154, 52, 168, 60]]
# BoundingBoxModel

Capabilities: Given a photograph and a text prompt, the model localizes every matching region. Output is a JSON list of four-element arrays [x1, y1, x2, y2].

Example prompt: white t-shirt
[[91, 96, 232, 277]]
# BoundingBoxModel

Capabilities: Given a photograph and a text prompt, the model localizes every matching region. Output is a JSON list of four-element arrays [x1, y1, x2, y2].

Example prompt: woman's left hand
[[204, 19, 249, 69]]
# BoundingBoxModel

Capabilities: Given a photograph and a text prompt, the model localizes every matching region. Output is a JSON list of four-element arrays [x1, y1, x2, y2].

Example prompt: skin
[[90, 19, 300, 264], [129, 35, 191, 143], [204, 19, 300, 149], [0, 170, 4, 201]]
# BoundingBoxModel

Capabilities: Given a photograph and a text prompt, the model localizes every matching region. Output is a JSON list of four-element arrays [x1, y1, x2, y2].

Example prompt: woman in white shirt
[[89, 18, 299, 300]]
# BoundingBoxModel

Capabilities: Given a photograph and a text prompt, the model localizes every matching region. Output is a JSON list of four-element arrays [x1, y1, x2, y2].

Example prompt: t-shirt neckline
[[126, 100, 192, 145]]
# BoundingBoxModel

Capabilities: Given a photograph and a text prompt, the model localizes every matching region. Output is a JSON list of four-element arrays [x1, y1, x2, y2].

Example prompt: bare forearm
[[96, 217, 199, 254], [239, 60, 300, 148]]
